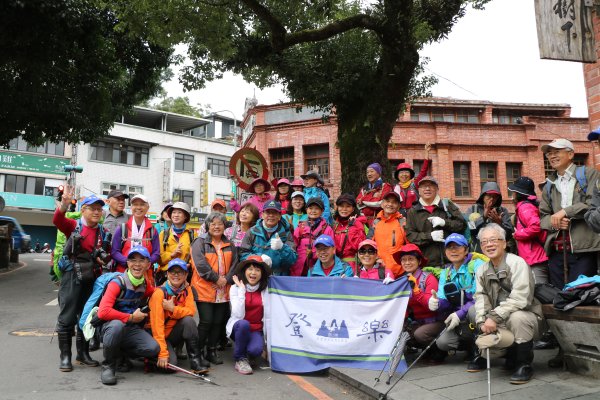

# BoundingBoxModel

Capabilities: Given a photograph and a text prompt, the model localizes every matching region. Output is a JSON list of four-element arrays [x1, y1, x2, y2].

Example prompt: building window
[[492, 111, 523, 124], [270, 147, 295, 182], [8, 136, 65, 156], [479, 162, 497, 189], [215, 193, 232, 201], [413, 159, 431, 176], [173, 189, 194, 205], [453, 162, 471, 197], [2, 174, 45, 195], [304, 144, 329, 181], [90, 141, 149, 167], [101, 183, 143, 198], [175, 153, 194, 172], [506, 163, 521, 190], [207, 158, 228, 177], [410, 108, 480, 123], [389, 159, 405, 173]]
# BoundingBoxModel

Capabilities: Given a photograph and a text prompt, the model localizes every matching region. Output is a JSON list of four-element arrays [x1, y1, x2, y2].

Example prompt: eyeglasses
[[315, 247, 332, 253], [358, 248, 377, 255], [480, 238, 504, 246], [167, 269, 186, 276], [127, 259, 149, 265]]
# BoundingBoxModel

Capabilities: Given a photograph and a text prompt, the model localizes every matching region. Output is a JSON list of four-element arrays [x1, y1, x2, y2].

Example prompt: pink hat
[[291, 178, 305, 187], [358, 239, 378, 251], [277, 178, 291, 186]]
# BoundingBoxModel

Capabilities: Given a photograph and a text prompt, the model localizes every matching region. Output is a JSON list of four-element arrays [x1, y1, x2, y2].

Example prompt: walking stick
[[167, 363, 219, 386], [379, 326, 448, 400], [561, 229, 568, 285], [486, 348, 492, 400], [374, 330, 411, 386]]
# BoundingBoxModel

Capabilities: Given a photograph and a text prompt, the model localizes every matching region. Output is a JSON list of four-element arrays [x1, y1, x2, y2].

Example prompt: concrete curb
[[0, 261, 26, 275], [329, 367, 386, 400]]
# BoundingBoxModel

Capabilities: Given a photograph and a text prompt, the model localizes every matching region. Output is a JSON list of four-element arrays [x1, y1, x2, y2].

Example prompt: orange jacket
[[190, 235, 237, 302], [148, 284, 196, 360], [368, 210, 407, 277]]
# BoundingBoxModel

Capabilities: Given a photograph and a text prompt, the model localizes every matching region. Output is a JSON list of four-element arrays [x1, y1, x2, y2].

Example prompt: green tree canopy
[[0, 0, 172, 147]]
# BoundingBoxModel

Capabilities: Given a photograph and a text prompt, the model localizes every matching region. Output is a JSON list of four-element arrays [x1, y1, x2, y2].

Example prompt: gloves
[[431, 230, 445, 242], [261, 254, 273, 267], [428, 216, 446, 228], [407, 274, 420, 294], [444, 312, 461, 330], [428, 289, 439, 311], [382, 274, 394, 285], [270, 233, 283, 250]]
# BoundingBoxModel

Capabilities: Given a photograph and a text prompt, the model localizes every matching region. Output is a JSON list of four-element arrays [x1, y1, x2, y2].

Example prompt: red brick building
[[241, 98, 591, 212]]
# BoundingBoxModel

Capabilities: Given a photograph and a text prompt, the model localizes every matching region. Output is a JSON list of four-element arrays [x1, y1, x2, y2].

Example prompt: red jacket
[[357, 181, 393, 223], [407, 269, 439, 322], [333, 217, 366, 274], [514, 200, 548, 266], [393, 159, 431, 213]]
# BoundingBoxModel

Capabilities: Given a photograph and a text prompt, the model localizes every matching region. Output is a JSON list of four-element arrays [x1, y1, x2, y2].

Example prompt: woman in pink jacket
[[230, 178, 273, 213], [291, 197, 334, 276], [509, 177, 548, 284]]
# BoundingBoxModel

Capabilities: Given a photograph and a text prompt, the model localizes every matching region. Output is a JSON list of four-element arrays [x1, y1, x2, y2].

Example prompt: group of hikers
[[51, 135, 600, 387]]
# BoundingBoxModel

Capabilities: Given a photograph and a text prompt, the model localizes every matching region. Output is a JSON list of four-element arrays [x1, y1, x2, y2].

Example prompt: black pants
[[101, 320, 160, 359], [196, 302, 229, 349], [548, 250, 597, 288], [57, 270, 94, 333], [166, 316, 198, 364]]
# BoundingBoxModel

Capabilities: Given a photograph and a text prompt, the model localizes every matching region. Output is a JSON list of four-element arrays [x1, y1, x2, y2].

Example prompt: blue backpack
[[78, 272, 125, 330], [545, 166, 588, 200]]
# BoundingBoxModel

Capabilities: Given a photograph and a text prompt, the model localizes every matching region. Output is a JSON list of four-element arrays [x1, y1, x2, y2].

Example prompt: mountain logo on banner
[[316, 319, 349, 339]]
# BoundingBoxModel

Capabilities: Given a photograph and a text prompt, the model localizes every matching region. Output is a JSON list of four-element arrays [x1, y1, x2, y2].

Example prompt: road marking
[[0, 262, 27, 275], [46, 298, 58, 306], [286, 374, 334, 400], [33, 258, 50, 262]]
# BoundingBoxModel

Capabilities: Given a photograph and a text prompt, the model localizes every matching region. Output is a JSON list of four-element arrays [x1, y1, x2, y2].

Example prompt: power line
[[423, 66, 481, 98]]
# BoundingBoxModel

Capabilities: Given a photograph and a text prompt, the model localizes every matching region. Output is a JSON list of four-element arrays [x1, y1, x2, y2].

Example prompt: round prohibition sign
[[229, 148, 269, 191]]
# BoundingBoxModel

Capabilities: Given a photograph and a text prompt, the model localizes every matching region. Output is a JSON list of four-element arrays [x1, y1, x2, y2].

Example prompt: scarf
[[131, 219, 145, 247], [165, 280, 187, 297], [127, 269, 145, 287], [262, 220, 279, 233], [246, 283, 260, 293], [308, 217, 322, 229], [366, 178, 384, 191], [399, 179, 413, 190]]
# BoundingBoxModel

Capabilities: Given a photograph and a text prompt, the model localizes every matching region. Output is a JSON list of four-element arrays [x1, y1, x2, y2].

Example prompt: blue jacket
[[309, 256, 353, 277], [304, 187, 332, 224], [239, 218, 297, 276], [437, 253, 485, 320]]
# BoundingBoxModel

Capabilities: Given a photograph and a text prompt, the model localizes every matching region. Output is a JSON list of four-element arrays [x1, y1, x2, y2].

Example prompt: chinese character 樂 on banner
[[266, 276, 411, 373]]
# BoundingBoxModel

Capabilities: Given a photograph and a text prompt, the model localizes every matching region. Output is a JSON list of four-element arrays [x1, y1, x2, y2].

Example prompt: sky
[[163, 0, 589, 120]]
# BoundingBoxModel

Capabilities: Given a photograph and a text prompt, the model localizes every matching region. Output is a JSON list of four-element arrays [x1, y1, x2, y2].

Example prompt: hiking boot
[[510, 341, 534, 384], [75, 328, 99, 367], [58, 331, 73, 372], [101, 347, 118, 385], [186, 337, 209, 374], [206, 347, 223, 365], [502, 345, 517, 371], [425, 343, 447, 365], [467, 355, 487, 372], [548, 347, 564, 369], [117, 357, 133, 372], [534, 331, 558, 350], [234, 358, 253, 375]]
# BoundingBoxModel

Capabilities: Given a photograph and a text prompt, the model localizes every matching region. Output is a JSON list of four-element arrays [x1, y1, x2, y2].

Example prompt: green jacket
[[539, 164, 600, 253]]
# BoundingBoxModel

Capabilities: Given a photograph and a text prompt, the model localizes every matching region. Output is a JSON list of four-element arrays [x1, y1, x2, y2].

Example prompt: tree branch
[[239, 0, 286, 49], [285, 14, 380, 47]]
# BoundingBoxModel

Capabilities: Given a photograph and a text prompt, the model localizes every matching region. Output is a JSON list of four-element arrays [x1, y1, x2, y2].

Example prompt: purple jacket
[[513, 200, 548, 266], [439, 292, 474, 320], [230, 193, 273, 213]]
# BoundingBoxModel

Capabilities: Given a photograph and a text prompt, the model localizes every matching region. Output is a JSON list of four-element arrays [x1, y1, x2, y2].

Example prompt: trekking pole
[[379, 326, 448, 400], [374, 330, 410, 386], [561, 229, 568, 285], [486, 348, 492, 400], [167, 363, 219, 386]]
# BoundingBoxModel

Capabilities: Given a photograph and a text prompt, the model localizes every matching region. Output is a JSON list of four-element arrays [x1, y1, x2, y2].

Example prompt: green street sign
[[0, 151, 69, 176]]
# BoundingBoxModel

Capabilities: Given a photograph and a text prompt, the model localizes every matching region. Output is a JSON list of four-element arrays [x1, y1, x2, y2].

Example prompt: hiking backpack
[[78, 272, 126, 330]]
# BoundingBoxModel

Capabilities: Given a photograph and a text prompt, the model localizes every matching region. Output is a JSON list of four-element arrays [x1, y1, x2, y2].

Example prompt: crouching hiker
[[226, 255, 272, 375], [97, 246, 159, 385], [469, 224, 542, 385], [149, 258, 209, 374]]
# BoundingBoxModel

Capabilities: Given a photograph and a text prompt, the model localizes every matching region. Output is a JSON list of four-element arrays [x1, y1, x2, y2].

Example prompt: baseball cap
[[167, 258, 188, 272], [291, 191, 305, 199], [306, 197, 324, 209], [382, 191, 401, 202], [81, 194, 105, 207], [541, 138, 574, 153], [419, 176, 439, 187], [211, 199, 226, 210], [444, 233, 468, 247], [588, 128, 600, 141], [130, 194, 149, 204], [314, 235, 335, 247], [107, 190, 129, 199], [262, 200, 282, 213], [127, 245, 150, 259]]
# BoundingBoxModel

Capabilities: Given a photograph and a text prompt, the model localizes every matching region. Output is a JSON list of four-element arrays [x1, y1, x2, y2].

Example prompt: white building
[[77, 107, 238, 217]]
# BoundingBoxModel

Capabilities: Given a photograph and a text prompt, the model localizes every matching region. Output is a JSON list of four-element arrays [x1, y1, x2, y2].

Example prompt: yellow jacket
[[158, 227, 194, 269]]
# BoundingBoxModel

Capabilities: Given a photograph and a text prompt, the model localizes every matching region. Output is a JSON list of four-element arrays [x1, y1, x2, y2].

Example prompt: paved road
[[0, 254, 360, 400]]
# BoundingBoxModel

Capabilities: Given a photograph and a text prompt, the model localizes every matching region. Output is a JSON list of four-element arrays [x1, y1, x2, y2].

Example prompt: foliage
[[0, 0, 172, 146], [146, 96, 210, 118]]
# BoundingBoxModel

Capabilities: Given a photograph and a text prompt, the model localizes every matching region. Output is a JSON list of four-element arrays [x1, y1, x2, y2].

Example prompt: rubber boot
[[176, 343, 187, 360], [510, 341, 534, 384], [186, 337, 209, 374], [548, 346, 564, 368], [197, 324, 212, 366], [466, 347, 486, 373], [58, 331, 73, 372], [503, 344, 517, 371], [101, 347, 118, 385], [534, 330, 558, 350], [205, 347, 223, 365], [75, 328, 99, 367]]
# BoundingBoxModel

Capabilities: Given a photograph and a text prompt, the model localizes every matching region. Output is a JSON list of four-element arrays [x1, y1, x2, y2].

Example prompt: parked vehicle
[[0, 216, 31, 254]]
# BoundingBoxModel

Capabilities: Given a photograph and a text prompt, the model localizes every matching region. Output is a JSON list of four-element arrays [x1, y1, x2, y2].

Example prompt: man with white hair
[[469, 223, 542, 385]]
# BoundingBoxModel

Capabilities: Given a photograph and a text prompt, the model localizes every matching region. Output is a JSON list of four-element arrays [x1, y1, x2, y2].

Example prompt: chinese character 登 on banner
[[267, 276, 411, 373]]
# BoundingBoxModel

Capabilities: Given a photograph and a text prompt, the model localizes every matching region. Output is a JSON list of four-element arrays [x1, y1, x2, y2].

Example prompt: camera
[[92, 248, 111, 265]]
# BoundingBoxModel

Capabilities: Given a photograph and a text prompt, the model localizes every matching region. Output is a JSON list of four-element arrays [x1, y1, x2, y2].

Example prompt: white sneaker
[[235, 358, 253, 375]]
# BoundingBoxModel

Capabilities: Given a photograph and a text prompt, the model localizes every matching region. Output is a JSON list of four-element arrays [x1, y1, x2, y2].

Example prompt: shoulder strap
[[419, 271, 429, 292], [378, 267, 385, 280], [162, 228, 170, 251], [188, 229, 194, 243], [121, 222, 127, 243], [441, 198, 452, 218], [576, 166, 587, 194]]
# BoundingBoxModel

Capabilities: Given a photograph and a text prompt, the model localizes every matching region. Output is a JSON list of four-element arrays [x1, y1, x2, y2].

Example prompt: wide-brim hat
[[277, 178, 291, 187], [291, 178, 305, 187], [249, 178, 272, 193], [300, 171, 324, 185], [508, 176, 536, 197], [394, 162, 415, 180], [392, 243, 427, 267], [168, 201, 191, 223], [233, 255, 272, 278]]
